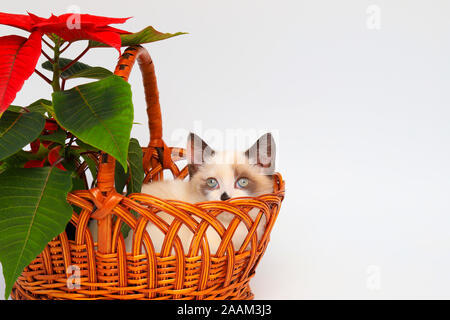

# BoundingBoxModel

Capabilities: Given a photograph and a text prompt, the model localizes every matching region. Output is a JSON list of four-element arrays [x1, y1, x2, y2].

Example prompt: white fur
[[123, 151, 272, 255], [91, 134, 275, 256]]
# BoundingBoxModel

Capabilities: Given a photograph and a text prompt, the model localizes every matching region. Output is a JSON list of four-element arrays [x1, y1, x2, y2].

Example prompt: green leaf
[[75, 139, 99, 152], [0, 150, 30, 174], [114, 164, 128, 195], [8, 99, 53, 116], [1, 146, 50, 169], [6, 105, 23, 113], [125, 138, 144, 195], [65, 66, 113, 80], [39, 128, 67, 145], [52, 75, 133, 171], [115, 138, 144, 195], [89, 26, 187, 48], [0, 111, 45, 160], [80, 154, 98, 181], [71, 176, 86, 192], [26, 99, 52, 115], [0, 167, 73, 299], [115, 138, 144, 239], [0, 147, 50, 174], [66, 147, 99, 182], [42, 58, 113, 80], [39, 102, 54, 116]]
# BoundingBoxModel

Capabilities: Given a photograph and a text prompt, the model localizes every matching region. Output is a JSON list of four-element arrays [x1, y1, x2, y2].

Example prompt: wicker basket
[[10, 46, 285, 300]]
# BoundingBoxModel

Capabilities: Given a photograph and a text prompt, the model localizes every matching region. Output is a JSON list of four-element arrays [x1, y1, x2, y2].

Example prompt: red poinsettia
[[0, 32, 42, 115], [23, 159, 46, 168], [29, 118, 61, 153], [47, 145, 66, 170], [24, 145, 66, 170], [0, 12, 131, 113]]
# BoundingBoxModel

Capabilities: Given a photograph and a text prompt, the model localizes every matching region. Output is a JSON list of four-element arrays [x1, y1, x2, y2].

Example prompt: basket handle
[[97, 46, 163, 193], [95, 46, 163, 253], [115, 45, 163, 146]]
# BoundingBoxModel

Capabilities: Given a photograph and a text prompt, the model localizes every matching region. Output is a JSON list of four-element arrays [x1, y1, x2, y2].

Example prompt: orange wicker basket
[[10, 45, 285, 300]]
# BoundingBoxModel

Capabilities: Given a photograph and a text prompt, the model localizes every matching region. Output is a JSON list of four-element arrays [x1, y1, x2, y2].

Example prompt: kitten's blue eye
[[206, 178, 218, 188], [236, 177, 249, 188]]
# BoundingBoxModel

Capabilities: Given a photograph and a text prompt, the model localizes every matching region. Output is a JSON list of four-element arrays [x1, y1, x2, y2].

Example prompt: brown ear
[[244, 133, 276, 174], [187, 133, 215, 177]]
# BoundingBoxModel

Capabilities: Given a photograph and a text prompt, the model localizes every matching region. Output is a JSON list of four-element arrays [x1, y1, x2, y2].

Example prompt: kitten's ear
[[187, 133, 215, 177], [245, 133, 276, 174]]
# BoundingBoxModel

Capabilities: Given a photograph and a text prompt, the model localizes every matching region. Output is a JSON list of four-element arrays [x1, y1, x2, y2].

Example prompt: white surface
[[2, 0, 450, 299]]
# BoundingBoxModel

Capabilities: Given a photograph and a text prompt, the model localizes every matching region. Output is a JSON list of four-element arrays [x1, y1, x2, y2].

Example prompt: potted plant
[[0, 11, 184, 299]]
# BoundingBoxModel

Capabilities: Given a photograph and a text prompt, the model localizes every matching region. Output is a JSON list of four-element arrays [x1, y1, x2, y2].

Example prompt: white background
[[1, 0, 450, 299]]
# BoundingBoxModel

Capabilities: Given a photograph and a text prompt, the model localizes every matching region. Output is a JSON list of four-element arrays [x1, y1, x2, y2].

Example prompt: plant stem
[[34, 69, 52, 85], [60, 42, 71, 54], [61, 45, 90, 72], [51, 40, 61, 92], [42, 37, 54, 50], [41, 50, 54, 64]]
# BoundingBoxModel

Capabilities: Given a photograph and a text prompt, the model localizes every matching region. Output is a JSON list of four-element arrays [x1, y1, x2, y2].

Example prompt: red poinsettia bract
[[24, 145, 66, 170], [0, 12, 131, 113]]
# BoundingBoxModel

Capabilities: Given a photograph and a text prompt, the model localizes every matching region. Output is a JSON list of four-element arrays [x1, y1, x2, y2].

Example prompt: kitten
[[124, 132, 276, 254]]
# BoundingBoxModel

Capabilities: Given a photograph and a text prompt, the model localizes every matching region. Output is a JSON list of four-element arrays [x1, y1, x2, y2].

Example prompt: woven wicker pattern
[[11, 46, 285, 300]]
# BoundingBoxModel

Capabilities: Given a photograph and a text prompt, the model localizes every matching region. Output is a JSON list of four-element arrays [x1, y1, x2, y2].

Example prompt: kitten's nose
[[220, 192, 231, 201]]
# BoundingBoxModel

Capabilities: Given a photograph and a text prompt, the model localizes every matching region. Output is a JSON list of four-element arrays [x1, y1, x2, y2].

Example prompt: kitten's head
[[186, 133, 276, 201]]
